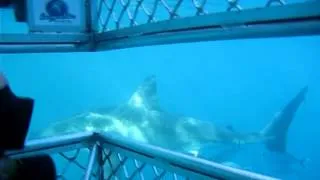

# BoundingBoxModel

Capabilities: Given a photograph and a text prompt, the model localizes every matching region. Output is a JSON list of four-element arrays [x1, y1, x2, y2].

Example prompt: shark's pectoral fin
[[261, 86, 308, 153]]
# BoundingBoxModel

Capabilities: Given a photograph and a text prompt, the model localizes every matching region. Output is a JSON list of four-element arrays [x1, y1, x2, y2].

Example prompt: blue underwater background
[[1, 1, 320, 180]]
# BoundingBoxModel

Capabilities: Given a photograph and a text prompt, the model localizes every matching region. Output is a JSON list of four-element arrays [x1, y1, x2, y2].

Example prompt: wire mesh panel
[[94, 0, 320, 51], [55, 148, 92, 180], [96, 0, 314, 32], [5, 132, 280, 180]]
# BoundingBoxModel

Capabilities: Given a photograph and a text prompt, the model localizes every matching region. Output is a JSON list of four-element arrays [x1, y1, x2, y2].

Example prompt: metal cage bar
[[84, 144, 98, 180], [5, 132, 94, 159], [4, 132, 280, 180], [0, 1, 319, 54], [0, 33, 92, 54]]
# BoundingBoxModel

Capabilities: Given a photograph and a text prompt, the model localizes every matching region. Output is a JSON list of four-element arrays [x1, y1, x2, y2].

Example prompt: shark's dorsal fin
[[128, 75, 160, 110]]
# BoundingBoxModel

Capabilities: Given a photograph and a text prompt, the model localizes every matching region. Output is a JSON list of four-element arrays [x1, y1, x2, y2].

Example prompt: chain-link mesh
[[53, 148, 92, 180], [96, 0, 309, 32], [99, 146, 189, 180], [48, 144, 198, 180]]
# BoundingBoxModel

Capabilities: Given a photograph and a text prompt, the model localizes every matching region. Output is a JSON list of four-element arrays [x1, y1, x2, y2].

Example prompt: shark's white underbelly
[[84, 112, 148, 143]]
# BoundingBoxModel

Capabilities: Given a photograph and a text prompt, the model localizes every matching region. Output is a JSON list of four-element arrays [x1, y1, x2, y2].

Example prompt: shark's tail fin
[[260, 86, 308, 152]]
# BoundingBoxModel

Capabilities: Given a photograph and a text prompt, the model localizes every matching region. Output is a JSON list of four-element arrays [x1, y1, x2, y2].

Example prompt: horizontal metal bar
[[0, 44, 91, 54], [95, 20, 320, 51], [97, 133, 279, 180], [0, 33, 90, 44], [95, 1, 320, 51], [5, 132, 94, 159], [0, 33, 93, 54]]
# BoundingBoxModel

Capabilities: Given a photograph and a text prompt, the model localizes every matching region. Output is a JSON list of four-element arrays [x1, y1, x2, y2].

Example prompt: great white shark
[[37, 75, 308, 159]]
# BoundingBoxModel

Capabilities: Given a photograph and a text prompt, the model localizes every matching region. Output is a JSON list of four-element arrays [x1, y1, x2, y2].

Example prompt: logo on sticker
[[40, 0, 76, 23]]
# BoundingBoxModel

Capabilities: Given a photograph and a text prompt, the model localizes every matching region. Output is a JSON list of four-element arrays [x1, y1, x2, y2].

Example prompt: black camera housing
[[0, 86, 33, 155], [0, 85, 57, 180]]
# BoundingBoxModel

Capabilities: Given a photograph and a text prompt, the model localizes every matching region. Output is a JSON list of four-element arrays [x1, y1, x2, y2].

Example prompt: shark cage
[[1, 0, 320, 179]]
